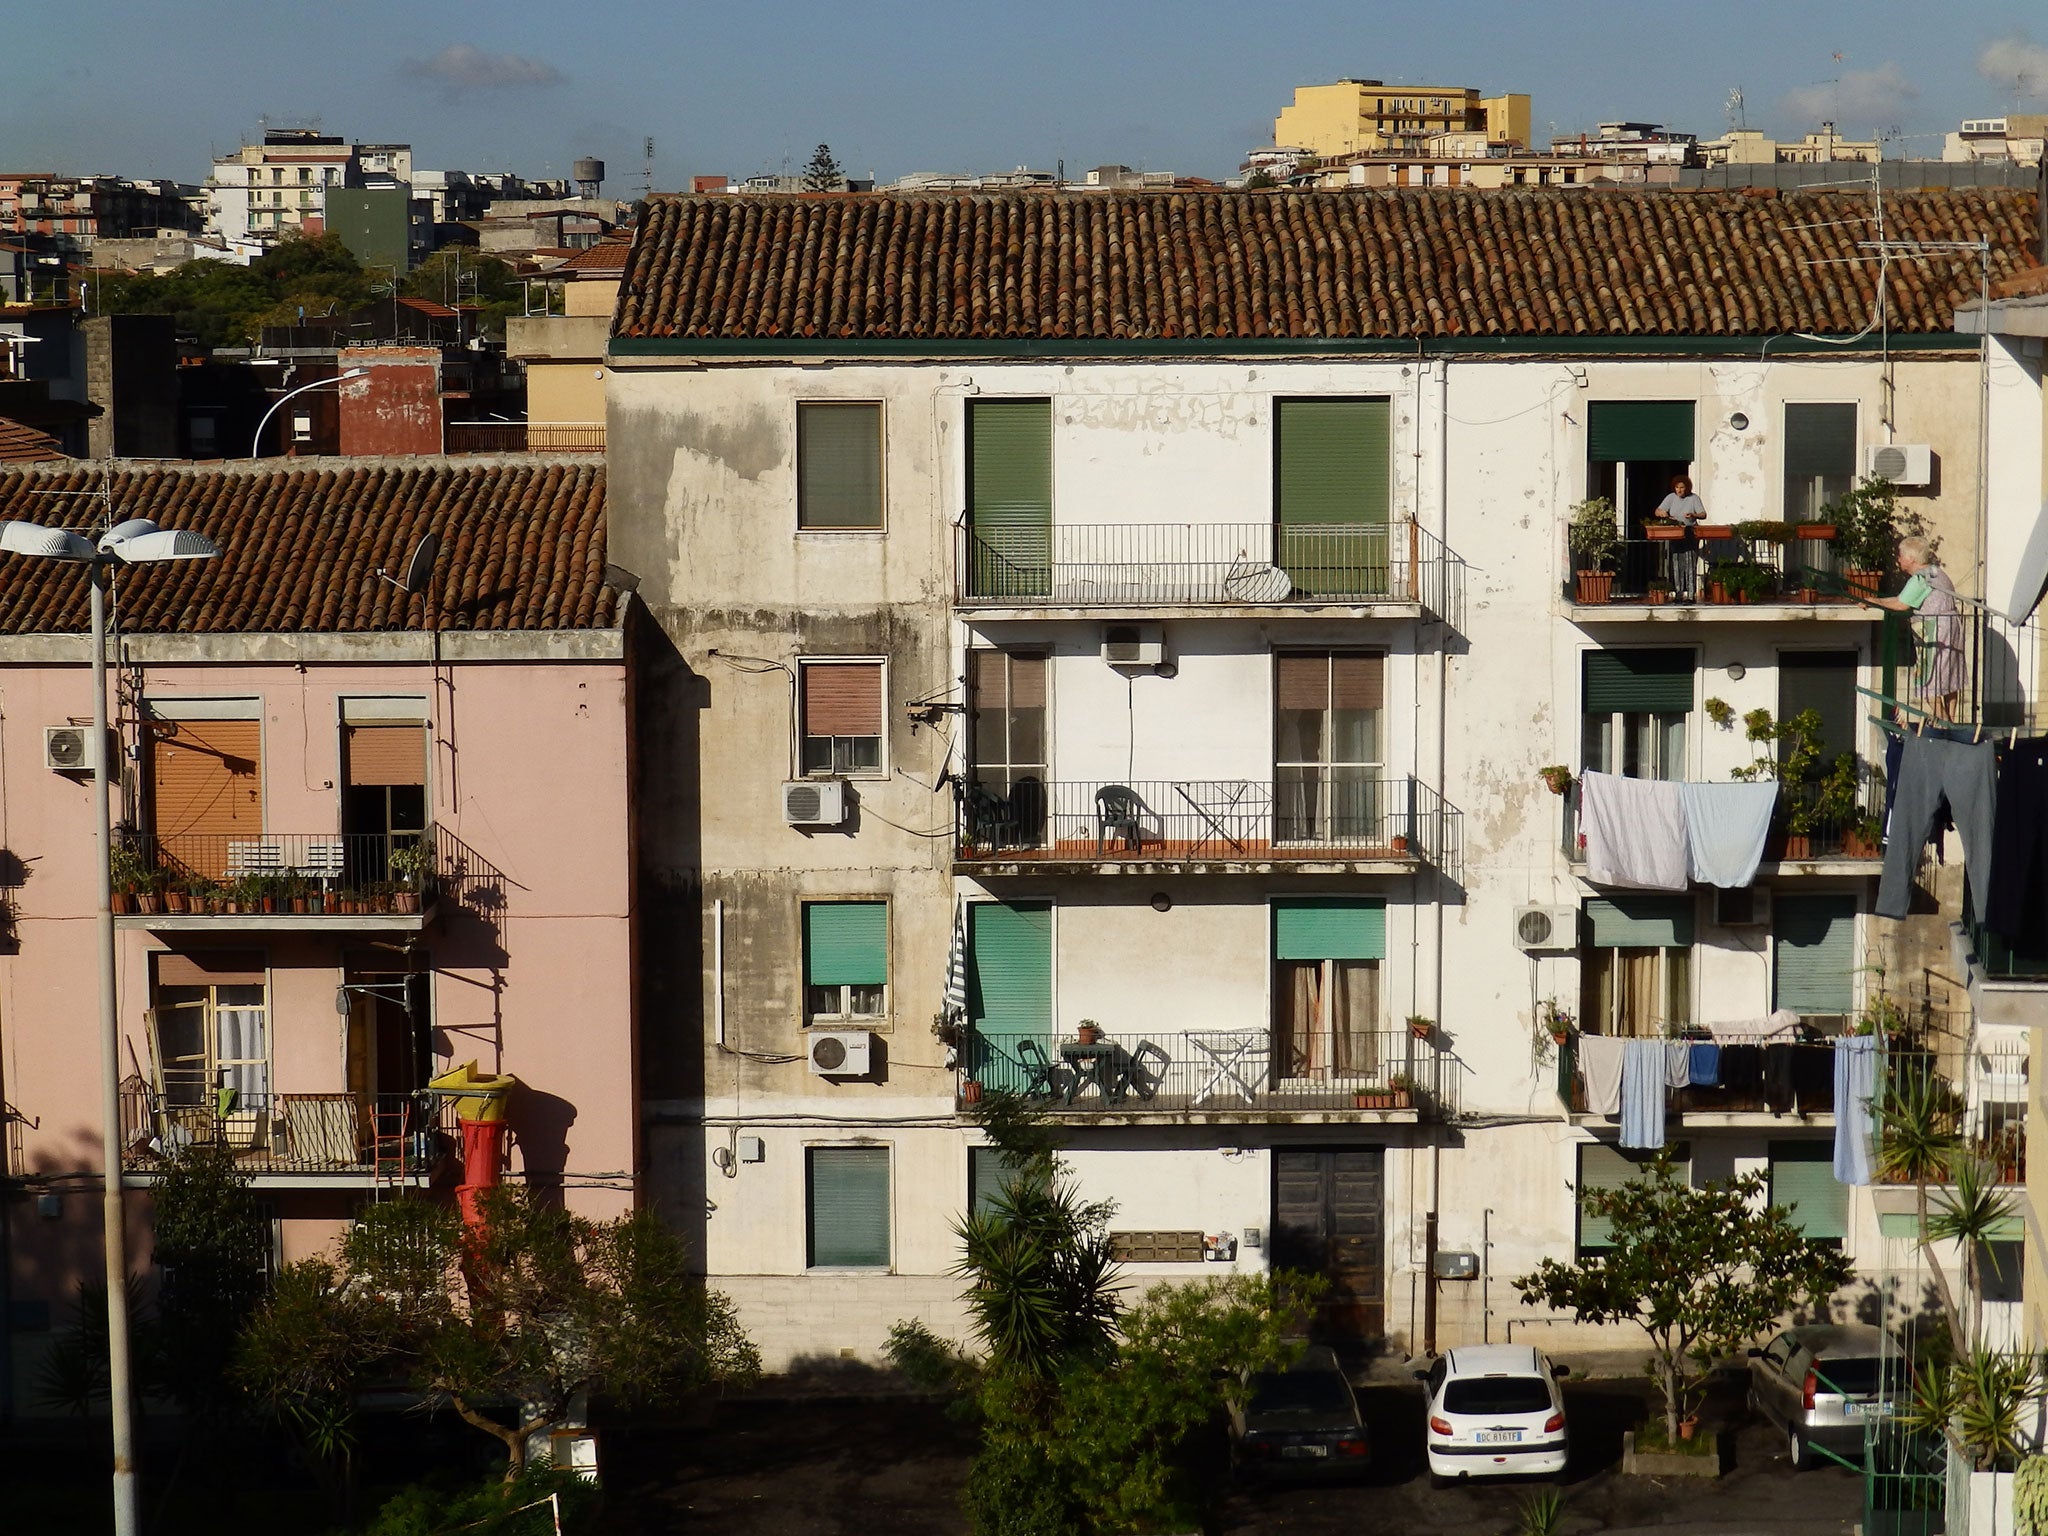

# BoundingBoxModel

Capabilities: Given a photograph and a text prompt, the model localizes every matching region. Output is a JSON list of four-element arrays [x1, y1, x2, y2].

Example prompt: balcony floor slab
[[961, 602, 1427, 623], [1565, 602, 1879, 625], [116, 903, 436, 933]]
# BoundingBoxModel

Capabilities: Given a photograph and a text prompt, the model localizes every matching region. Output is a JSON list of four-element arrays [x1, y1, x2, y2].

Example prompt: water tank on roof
[[573, 158, 604, 198]]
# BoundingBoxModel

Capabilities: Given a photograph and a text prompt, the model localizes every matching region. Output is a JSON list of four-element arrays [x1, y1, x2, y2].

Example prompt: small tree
[[1566, 496, 1620, 573], [1514, 1153, 1850, 1441], [801, 143, 844, 193]]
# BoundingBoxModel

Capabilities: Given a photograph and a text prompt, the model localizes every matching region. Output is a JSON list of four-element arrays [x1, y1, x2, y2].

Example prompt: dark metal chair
[[964, 783, 1018, 850], [1127, 1040, 1172, 1102], [1095, 784, 1146, 855], [1013, 1037, 1064, 1100]]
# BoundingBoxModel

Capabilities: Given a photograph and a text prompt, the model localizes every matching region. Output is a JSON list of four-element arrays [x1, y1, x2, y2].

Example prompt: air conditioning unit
[[1714, 886, 1772, 927], [45, 725, 99, 773], [807, 1030, 874, 1077], [1511, 904, 1579, 952], [782, 779, 847, 827], [1863, 443, 1933, 488], [1100, 623, 1166, 669]]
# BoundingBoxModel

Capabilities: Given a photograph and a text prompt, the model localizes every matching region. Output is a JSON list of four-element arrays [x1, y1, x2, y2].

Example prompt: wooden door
[[1273, 1147, 1385, 1341]]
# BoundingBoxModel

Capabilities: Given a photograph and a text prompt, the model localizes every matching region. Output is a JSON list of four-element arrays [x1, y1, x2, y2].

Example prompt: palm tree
[[1874, 1060, 1967, 1353]]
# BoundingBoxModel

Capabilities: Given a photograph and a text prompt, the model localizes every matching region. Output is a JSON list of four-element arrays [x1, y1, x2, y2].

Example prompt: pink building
[[0, 457, 633, 1404]]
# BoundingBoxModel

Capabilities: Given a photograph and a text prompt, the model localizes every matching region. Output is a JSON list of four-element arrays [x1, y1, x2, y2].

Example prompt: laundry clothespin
[[1973, 719, 1983, 744]]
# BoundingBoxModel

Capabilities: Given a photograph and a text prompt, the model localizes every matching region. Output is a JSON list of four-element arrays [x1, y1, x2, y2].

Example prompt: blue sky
[[8, 0, 2048, 188]]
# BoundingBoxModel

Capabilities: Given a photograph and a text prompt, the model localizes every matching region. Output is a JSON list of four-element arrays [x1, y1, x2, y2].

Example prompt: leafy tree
[[152, 1140, 269, 1418], [1514, 1152, 1851, 1441], [1243, 169, 1278, 190], [237, 1255, 378, 1516], [86, 231, 376, 348], [801, 143, 844, 192], [1901, 1344, 2043, 1471], [403, 248, 524, 339], [358, 1457, 604, 1536]]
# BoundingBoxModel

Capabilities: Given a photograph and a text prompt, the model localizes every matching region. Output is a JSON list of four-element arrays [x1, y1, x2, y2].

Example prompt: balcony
[[1564, 530, 1875, 622], [1560, 771, 1884, 874], [955, 775, 1462, 877], [956, 518, 1459, 617], [1558, 1034, 1842, 1125], [444, 421, 607, 454], [119, 1083, 460, 1185], [962, 1026, 1457, 1124]]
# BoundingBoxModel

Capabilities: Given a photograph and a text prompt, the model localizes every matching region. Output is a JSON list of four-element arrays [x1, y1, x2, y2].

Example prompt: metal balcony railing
[[117, 825, 505, 920], [956, 774, 1461, 874], [1874, 599, 2044, 735], [1559, 765, 1884, 863], [965, 1025, 1457, 1118], [1563, 529, 1857, 608], [445, 421, 607, 454], [119, 1081, 460, 1177], [957, 517, 1458, 613]]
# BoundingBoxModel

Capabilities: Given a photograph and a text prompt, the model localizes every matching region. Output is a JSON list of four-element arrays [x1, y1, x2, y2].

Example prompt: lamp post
[[0, 516, 219, 1536], [250, 366, 366, 459]]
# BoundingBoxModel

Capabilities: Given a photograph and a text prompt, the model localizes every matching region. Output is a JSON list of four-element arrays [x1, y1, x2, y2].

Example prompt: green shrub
[[360, 1459, 602, 1536]]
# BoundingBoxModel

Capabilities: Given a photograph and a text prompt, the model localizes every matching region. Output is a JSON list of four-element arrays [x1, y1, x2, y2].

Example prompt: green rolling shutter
[[1585, 895, 1695, 949], [1769, 1141, 1847, 1243], [1583, 649, 1696, 713], [1777, 652, 1858, 775], [971, 1146, 1023, 1218], [1578, 1141, 1689, 1251], [1272, 898, 1386, 960], [968, 400, 1052, 597], [808, 1146, 891, 1268], [1773, 895, 1857, 1015], [1276, 399, 1391, 597], [969, 901, 1052, 1093], [1587, 401, 1695, 463], [797, 402, 883, 529], [1783, 403, 1858, 481], [803, 901, 888, 987]]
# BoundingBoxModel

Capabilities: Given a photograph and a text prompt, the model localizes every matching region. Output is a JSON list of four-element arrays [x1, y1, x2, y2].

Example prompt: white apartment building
[[607, 188, 2046, 1369], [204, 129, 358, 245]]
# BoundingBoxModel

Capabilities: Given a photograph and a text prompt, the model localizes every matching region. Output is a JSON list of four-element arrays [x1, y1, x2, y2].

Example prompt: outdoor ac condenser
[[782, 779, 847, 827], [1863, 443, 1933, 488], [1511, 904, 1579, 952], [807, 1031, 874, 1077]]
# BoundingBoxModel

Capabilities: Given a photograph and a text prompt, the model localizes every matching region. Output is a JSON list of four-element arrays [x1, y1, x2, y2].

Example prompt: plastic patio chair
[[1095, 784, 1146, 855], [1013, 1037, 1065, 1100]]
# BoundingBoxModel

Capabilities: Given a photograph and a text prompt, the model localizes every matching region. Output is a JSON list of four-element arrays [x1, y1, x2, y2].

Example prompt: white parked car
[[1420, 1344, 1570, 1484]]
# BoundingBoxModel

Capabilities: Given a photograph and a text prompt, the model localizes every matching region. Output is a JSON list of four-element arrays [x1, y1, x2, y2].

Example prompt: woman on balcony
[[1867, 536, 1963, 722], [1651, 473, 1707, 598]]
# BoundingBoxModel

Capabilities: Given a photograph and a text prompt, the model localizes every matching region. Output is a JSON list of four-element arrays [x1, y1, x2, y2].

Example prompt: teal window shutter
[[1585, 895, 1695, 948], [967, 401, 1052, 597], [1276, 399, 1391, 526], [797, 402, 884, 529], [1583, 649, 1696, 714], [971, 1146, 1023, 1219], [1577, 1141, 1690, 1252], [1587, 401, 1696, 463], [803, 902, 888, 987], [968, 901, 1052, 1094], [1783, 403, 1858, 519], [1272, 898, 1386, 960], [1773, 895, 1857, 1015], [1768, 1141, 1847, 1242], [808, 1146, 891, 1268]]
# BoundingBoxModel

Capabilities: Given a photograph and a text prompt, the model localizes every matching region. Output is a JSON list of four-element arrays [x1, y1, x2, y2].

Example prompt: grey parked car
[[1747, 1323, 1909, 1469]]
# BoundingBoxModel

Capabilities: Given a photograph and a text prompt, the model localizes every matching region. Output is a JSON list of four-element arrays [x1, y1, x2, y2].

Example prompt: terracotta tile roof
[[0, 418, 67, 462], [0, 458, 617, 635], [614, 188, 2043, 342], [397, 296, 458, 317], [561, 241, 630, 275]]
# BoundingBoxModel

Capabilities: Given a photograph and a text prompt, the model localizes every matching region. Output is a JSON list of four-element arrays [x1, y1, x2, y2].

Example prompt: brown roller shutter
[[1276, 654, 1328, 709], [154, 950, 265, 988], [803, 663, 883, 736], [344, 724, 427, 787], [969, 649, 1005, 700], [970, 652, 1045, 708], [150, 719, 261, 874], [1008, 655, 1046, 708], [1331, 654, 1384, 710], [1278, 653, 1383, 711]]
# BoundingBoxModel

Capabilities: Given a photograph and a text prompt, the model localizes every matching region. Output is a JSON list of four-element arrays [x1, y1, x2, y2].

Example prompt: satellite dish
[[401, 533, 440, 596]]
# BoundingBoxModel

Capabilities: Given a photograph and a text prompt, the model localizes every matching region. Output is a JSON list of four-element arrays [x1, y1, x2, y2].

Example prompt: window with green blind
[[969, 901, 1052, 1095], [967, 400, 1052, 598], [1272, 898, 1386, 960], [1587, 401, 1696, 463], [1577, 1141, 1689, 1253], [1783, 403, 1858, 522], [1768, 1141, 1847, 1244], [1583, 650, 1696, 713], [1584, 895, 1695, 948], [1773, 894, 1857, 1017], [797, 402, 884, 529], [971, 1146, 1024, 1219], [803, 901, 888, 1024], [1275, 398, 1391, 596], [807, 1146, 891, 1268], [1777, 652, 1858, 776]]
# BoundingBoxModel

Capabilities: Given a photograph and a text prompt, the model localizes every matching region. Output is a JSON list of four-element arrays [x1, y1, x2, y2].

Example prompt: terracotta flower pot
[[1409, 1021, 1432, 1040], [1797, 587, 1818, 604], [1707, 582, 1730, 604], [1645, 588, 1671, 605], [164, 890, 189, 914], [1842, 829, 1881, 859], [1796, 524, 1837, 541], [1574, 571, 1615, 604], [111, 891, 133, 914], [137, 892, 161, 914], [1696, 525, 1734, 541], [1077, 1024, 1102, 1046], [1644, 524, 1686, 542], [1390, 834, 1411, 854], [1844, 569, 1882, 600], [1782, 834, 1813, 860], [1679, 1417, 1699, 1442], [959, 1079, 984, 1106]]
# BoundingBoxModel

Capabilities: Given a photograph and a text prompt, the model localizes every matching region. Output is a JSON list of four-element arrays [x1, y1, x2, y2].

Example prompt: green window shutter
[[1578, 1141, 1690, 1251], [808, 1147, 891, 1267], [1773, 895, 1857, 1015], [1585, 895, 1695, 948], [968, 401, 1051, 596], [1769, 1140, 1847, 1242], [803, 901, 888, 987], [1276, 399, 1391, 526], [1783, 403, 1858, 482], [971, 1146, 1023, 1219], [1272, 898, 1386, 960], [1583, 649, 1696, 713], [969, 900, 1053, 1096], [798, 402, 883, 529], [1587, 400, 1696, 463], [1777, 651, 1858, 772]]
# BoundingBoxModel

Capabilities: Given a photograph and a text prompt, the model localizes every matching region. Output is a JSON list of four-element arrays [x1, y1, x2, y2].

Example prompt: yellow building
[[1274, 79, 1530, 158], [504, 240, 628, 449]]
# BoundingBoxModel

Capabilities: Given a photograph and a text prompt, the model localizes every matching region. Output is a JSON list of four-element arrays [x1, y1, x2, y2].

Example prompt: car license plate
[[1475, 1431, 1523, 1444], [1846, 1401, 1891, 1418], [1281, 1444, 1329, 1459]]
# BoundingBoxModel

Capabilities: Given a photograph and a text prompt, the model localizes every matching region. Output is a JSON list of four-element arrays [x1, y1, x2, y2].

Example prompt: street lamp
[[249, 366, 366, 459], [0, 515, 220, 1536]]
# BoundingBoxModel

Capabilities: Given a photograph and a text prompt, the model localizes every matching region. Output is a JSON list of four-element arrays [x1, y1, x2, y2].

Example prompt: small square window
[[797, 402, 883, 530], [800, 661, 884, 777]]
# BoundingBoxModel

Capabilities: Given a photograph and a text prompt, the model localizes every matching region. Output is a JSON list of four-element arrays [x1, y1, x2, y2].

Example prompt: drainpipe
[[1423, 349, 1452, 1355]]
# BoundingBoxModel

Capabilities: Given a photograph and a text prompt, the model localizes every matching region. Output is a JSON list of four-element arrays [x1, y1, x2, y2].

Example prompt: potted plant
[[959, 1077, 984, 1106], [135, 870, 164, 915], [1731, 707, 1824, 857], [1538, 765, 1576, 797], [1076, 1019, 1103, 1046], [109, 844, 147, 913], [1695, 523, 1735, 542], [1704, 563, 1734, 603], [389, 840, 432, 911], [1389, 832, 1411, 854], [1828, 475, 1903, 599], [162, 881, 189, 915], [1713, 561, 1775, 604], [1539, 998, 1575, 1048], [1842, 809, 1884, 860], [1643, 520, 1686, 543], [1795, 519, 1837, 542], [1388, 1072, 1423, 1110], [1735, 519, 1795, 546], [1354, 1086, 1400, 1110], [285, 876, 310, 915], [1407, 1014, 1434, 1041], [1645, 579, 1672, 605], [1567, 496, 1619, 604]]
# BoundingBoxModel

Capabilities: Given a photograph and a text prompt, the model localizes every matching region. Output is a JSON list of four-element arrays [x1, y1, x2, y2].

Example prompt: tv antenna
[[643, 136, 656, 198], [378, 532, 440, 596], [1725, 87, 1746, 131]]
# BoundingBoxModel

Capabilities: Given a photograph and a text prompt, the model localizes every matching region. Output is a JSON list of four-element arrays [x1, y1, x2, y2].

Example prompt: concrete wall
[[337, 347, 442, 456]]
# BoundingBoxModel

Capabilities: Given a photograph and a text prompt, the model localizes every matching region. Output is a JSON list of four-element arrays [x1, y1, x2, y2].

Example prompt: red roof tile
[[562, 240, 631, 275], [0, 458, 616, 635], [0, 418, 67, 463], [615, 188, 2043, 342]]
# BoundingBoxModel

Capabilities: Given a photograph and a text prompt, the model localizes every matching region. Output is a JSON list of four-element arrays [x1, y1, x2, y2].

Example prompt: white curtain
[[215, 994, 269, 1103]]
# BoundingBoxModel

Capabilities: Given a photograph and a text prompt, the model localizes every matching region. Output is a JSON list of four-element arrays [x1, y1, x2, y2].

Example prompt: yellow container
[[427, 1060, 519, 1122]]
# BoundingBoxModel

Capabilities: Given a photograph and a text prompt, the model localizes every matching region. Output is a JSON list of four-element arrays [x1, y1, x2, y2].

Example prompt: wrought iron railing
[[1564, 530, 1857, 607], [957, 517, 1459, 613], [1875, 599, 2043, 734], [964, 1026, 1456, 1117], [956, 774, 1460, 873], [444, 422, 606, 454], [119, 1082, 459, 1176], [116, 825, 504, 919]]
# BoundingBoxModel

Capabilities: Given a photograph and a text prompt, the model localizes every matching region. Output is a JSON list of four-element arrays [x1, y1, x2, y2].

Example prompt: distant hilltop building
[[1700, 122, 1881, 166], [1275, 78, 1530, 159], [1946, 115, 2046, 167]]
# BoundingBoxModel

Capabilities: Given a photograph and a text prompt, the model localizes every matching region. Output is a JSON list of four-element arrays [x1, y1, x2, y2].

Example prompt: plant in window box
[[1354, 1084, 1401, 1110], [1734, 519, 1796, 546], [1645, 578, 1673, 605], [1567, 496, 1620, 604], [1538, 764, 1576, 797], [1407, 1013, 1434, 1041], [1827, 475, 1906, 599]]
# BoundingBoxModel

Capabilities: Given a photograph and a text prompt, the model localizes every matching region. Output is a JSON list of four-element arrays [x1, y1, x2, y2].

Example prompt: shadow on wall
[[513, 1086, 578, 1203]]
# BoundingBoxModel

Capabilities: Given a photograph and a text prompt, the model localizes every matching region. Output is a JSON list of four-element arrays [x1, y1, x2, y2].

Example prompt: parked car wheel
[[1788, 1424, 1811, 1471]]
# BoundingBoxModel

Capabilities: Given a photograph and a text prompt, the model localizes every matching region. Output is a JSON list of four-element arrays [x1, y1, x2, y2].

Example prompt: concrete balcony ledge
[[1565, 600, 1878, 625], [117, 902, 435, 933], [961, 600, 1425, 623]]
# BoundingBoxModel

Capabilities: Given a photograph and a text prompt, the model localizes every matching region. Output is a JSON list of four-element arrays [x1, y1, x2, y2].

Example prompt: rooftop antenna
[[642, 137, 655, 198], [378, 532, 440, 596], [1726, 87, 1747, 131]]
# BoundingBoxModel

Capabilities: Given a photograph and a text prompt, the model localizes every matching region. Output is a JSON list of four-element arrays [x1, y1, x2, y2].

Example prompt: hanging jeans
[[1876, 735, 1997, 920]]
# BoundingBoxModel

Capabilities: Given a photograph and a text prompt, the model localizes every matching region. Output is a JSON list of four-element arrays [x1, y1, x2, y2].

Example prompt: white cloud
[[1781, 62, 1917, 130], [400, 44, 564, 94], [1978, 36, 2048, 94]]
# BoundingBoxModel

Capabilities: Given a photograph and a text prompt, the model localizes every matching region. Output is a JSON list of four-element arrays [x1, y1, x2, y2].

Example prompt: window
[[1272, 898, 1384, 1079], [1582, 649, 1692, 780], [1783, 403, 1857, 522], [965, 400, 1052, 598], [1275, 397, 1391, 596], [342, 717, 429, 883], [148, 713, 263, 877], [797, 401, 883, 530], [1777, 651, 1858, 777], [1275, 652, 1384, 840], [807, 1146, 890, 1268], [1581, 896, 1694, 1037], [1577, 1142, 1688, 1253], [151, 951, 269, 1111], [970, 1146, 1023, 1218], [1773, 894, 1857, 1023], [799, 661, 884, 775], [1768, 1141, 1847, 1245], [1586, 401, 1696, 546], [969, 650, 1046, 796], [802, 900, 888, 1024]]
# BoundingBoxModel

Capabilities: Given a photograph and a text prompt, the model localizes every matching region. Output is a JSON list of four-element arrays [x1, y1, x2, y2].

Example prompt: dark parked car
[[1747, 1323, 1908, 1469], [1230, 1345, 1370, 1477]]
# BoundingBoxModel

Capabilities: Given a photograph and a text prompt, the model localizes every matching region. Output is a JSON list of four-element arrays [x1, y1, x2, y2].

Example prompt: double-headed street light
[[0, 515, 219, 1536]]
